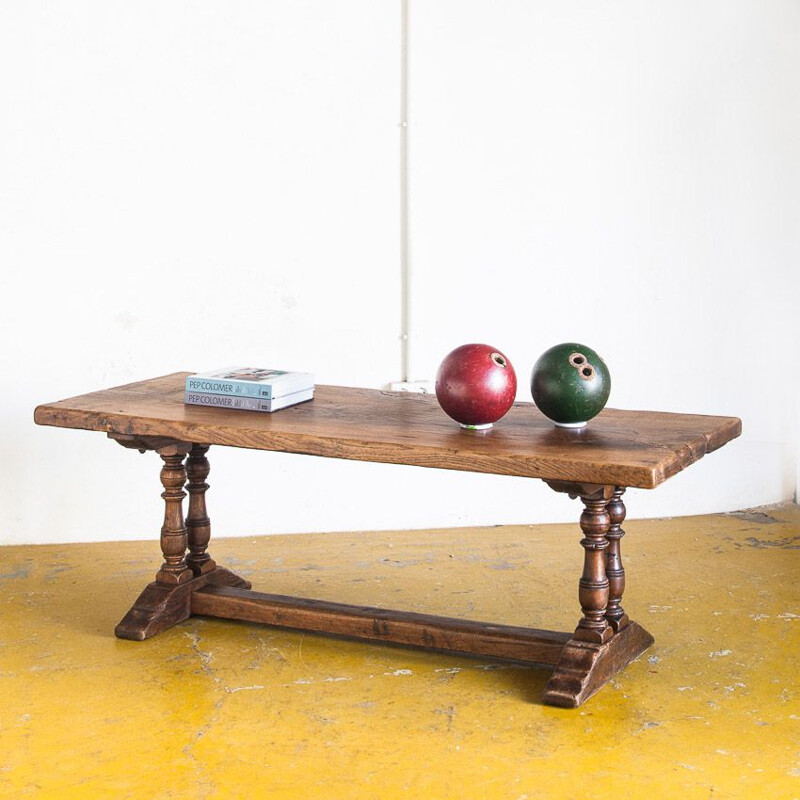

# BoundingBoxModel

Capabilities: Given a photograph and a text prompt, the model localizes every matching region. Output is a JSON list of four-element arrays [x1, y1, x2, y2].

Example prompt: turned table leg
[[543, 481, 653, 707], [156, 449, 193, 585], [605, 487, 630, 632], [185, 444, 216, 576], [185, 445, 251, 591], [573, 494, 613, 645], [112, 436, 250, 640], [115, 442, 195, 639]]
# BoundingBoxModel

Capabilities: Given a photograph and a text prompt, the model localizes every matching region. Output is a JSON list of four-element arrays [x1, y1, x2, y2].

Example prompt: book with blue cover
[[185, 387, 314, 413], [185, 367, 315, 400]]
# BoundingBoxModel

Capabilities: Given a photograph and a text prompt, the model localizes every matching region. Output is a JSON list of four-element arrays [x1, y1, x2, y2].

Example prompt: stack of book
[[184, 367, 315, 413]]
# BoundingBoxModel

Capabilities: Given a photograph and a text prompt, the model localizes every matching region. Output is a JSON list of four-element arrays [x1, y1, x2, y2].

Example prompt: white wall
[[1, 1, 797, 545]]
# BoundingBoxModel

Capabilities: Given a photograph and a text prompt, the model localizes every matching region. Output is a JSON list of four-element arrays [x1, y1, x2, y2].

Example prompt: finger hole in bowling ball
[[580, 366, 595, 380], [491, 353, 508, 368], [569, 353, 586, 367]]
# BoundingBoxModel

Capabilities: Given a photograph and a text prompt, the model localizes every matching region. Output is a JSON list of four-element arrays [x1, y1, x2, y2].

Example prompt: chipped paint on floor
[[1, 504, 799, 799]]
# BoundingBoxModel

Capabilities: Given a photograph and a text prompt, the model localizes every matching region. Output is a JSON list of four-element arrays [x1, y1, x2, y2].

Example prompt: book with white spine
[[185, 367, 314, 399]]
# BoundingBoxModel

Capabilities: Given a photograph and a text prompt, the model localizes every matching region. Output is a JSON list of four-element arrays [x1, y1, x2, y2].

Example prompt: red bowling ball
[[435, 343, 517, 429]]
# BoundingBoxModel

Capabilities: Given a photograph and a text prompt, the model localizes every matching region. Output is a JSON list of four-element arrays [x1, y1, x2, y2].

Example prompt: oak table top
[[34, 371, 741, 490]]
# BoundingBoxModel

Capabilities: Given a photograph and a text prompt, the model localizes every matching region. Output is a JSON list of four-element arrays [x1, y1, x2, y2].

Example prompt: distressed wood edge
[[33, 406, 666, 488], [33, 378, 743, 490], [656, 416, 742, 484], [704, 415, 742, 452]]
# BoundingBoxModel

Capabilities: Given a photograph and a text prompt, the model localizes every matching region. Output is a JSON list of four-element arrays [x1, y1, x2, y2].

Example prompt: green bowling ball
[[530, 342, 611, 428]]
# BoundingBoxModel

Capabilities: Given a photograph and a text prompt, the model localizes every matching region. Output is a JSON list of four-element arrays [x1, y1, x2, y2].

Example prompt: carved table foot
[[115, 566, 250, 641], [115, 577, 201, 641], [542, 621, 654, 707]]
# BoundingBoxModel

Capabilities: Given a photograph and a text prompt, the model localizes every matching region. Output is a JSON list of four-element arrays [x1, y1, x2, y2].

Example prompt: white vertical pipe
[[795, 396, 800, 503], [400, 0, 411, 382]]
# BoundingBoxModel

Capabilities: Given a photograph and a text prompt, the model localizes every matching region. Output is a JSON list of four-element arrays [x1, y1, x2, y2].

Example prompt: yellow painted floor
[[1, 504, 799, 800]]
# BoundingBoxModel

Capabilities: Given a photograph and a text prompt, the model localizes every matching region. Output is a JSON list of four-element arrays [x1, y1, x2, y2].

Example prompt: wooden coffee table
[[34, 372, 740, 707]]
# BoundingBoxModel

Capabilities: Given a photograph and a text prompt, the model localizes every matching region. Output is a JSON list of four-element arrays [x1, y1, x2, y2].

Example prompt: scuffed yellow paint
[[1, 505, 799, 799]]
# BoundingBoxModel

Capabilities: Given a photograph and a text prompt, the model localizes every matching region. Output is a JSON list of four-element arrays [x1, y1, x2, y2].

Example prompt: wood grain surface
[[192, 585, 573, 666], [34, 372, 741, 489]]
